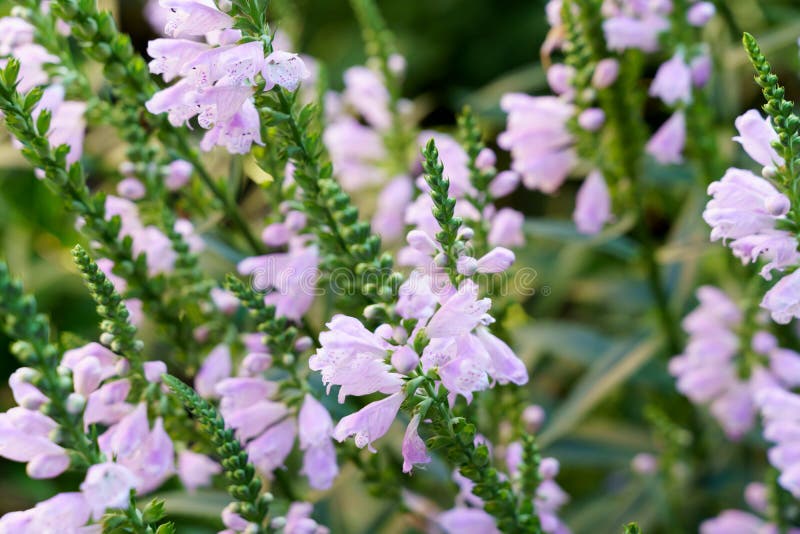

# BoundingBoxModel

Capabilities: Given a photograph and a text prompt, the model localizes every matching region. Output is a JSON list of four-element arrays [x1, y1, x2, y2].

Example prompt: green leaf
[[539, 333, 663, 447], [512, 320, 613, 366]]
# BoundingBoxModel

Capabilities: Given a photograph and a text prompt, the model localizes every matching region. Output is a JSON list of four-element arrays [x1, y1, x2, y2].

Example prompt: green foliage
[[623, 522, 642, 534], [162, 374, 273, 533], [72, 245, 142, 359], [421, 139, 463, 283], [102, 496, 173, 534]]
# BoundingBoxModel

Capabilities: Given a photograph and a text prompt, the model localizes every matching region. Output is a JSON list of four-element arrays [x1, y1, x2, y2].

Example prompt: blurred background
[[3, 0, 800, 531]]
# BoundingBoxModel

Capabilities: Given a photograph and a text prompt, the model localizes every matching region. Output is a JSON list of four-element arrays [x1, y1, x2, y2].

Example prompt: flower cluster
[[699, 483, 799, 534], [0, 14, 86, 165], [704, 110, 800, 324], [145, 0, 310, 153]]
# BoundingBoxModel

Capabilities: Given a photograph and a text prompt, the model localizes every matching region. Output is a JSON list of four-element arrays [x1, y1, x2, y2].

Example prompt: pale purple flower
[[603, 14, 669, 53], [700, 510, 768, 534], [165, 159, 193, 190], [10, 44, 58, 92], [687, 2, 716, 26], [436, 336, 491, 405], [546, 64, 575, 96], [117, 178, 146, 200], [195, 344, 232, 398], [762, 270, 800, 324], [0, 17, 34, 56], [342, 66, 391, 131], [522, 404, 546, 432], [279, 502, 330, 534], [498, 94, 576, 194], [729, 230, 800, 280], [733, 110, 784, 168], [83, 379, 133, 428], [489, 171, 520, 198], [691, 53, 712, 88], [185, 42, 263, 88], [426, 280, 492, 338], [143, 361, 167, 383], [147, 38, 208, 82], [745, 482, 769, 514], [573, 170, 611, 235], [488, 208, 525, 248], [402, 414, 431, 473], [475, 327, 529, 386], [436, 508, 500, 534], [577, 108, 605, 131], [80, 462, 139, 520], [592, 58, 620, 89], [8, 368, 47, 409], [237, 244, 320, 322], [310, 315, 403, 402], [332, 392, 404, 452], [160, 0, 233, 38], [0, 408, 66, 474], [200, 97, 263, 154], [263, 51, 310, 91], [298, 394, 338, 490], [391, 346, 420, 374], [704, 168, 790, 242], [372, 176, 414, 239], [396, 270, 439, 321], [324, 117, 387, 190], [0, 492, 92, 533], [178, 450, 220, 493], [247, 417, 296, 475], [646, 111, 686, 164], [650, 54, 693, 106]]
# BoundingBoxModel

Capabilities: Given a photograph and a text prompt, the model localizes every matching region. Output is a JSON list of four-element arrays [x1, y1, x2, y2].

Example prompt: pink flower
[[147, 38, 208, 82], [762, 270, 800, 324], [546, 64, 575, 96], [691, 54, 712, 88], [332, 392, 404, 452], [704, 168, 790, 241], [165, 159, 193, 190], [426, 280, 492, 338], [298, 394, 338, 490], [279, 502, 329, 534], [603, 15, 669, 53], [80, 462, 139, 520], [263, 51, 310, 91], [342, 66, 392, 131], [687, 2, 716, 26], [573, 170, 611, 235], [0, 492, 92, 533], [195, 344, 232, 398], [700, 510, 768, 534], [475, 327, 529, 386], [436, 508, 500, 534], [733, 110, 784, 169], [401, 414, 430, 473], [178, 450, 220, 492], [324, 117, 387, 190], [200, 97, 264, 154], [160, 0, 233, 38], [489, 171, 520, 198], [310, 315, 403, 402], [488, 208, 525, 248], [592, 58, 620, 89], [498, 94, 576, 194], [372, 176, 414, 239], [650, 54, 693, 106], [247, 418, 297, 475], [646, 111, 686, 164]]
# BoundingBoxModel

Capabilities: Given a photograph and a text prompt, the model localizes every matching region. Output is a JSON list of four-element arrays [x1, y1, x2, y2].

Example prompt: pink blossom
[[573, 170, 611, 235], [733, 110, 784, 168], [343, 66, 392, 131], [83, 379, 133, 428], [592, 58, 620, 89], [332, 392, 404, 452], [426, 280, 492, 338], [298, 394, 338, 490], [762, 270, 800, 324], [436, 508, 500, 534], [687, 2, 716, 26], [160, 0, 233, 38], [247, 418, 297, 475], [488, 208, 525, 248], [646, 111, 686, 164], [178, 450, 220, 492], [475, 327, 529, 386], [80, 462, 139, 520], [650, 54, 693, 106], [195, 344, 232, 398], [263, 51, 310, 91], [402, 413, 431, 473], [603, 15, 669, 52], [0, 492, 92, 533]]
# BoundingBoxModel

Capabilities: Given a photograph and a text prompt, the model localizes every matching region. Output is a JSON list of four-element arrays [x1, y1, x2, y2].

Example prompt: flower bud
[[391, 346, 420, 374]]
